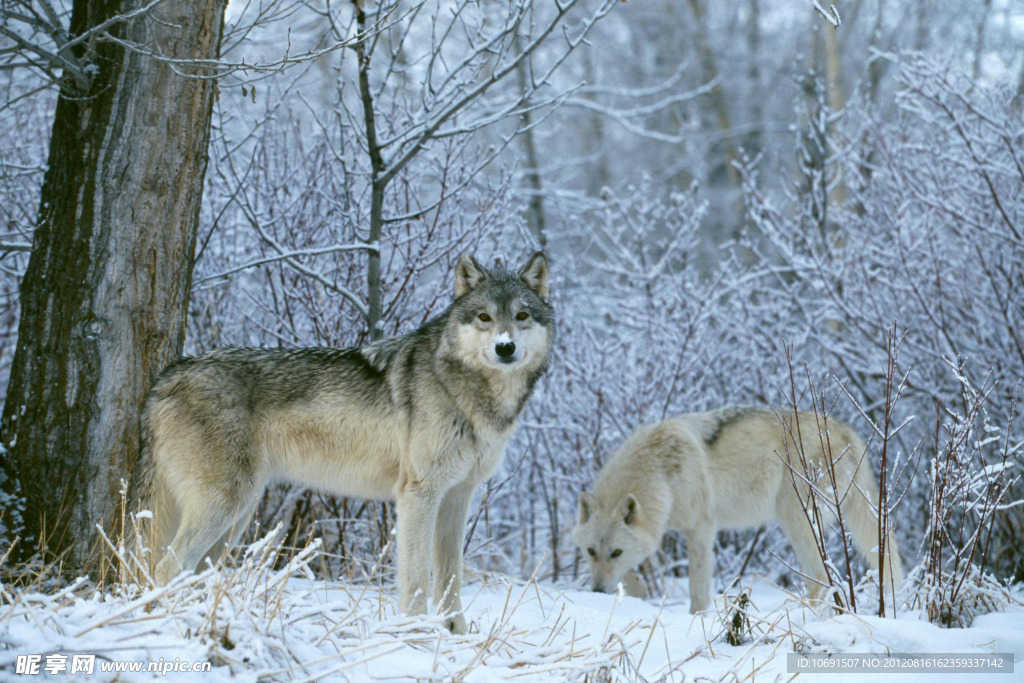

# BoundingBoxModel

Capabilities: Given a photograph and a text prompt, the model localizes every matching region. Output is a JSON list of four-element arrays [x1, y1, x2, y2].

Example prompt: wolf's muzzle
[[495, 340, 516, 361]]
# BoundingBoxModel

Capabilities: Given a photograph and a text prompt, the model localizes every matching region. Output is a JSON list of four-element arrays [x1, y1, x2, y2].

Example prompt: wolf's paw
[[689, 598, 710, 614], [445, 613, 468, 634], [154, 556, 183, 586]]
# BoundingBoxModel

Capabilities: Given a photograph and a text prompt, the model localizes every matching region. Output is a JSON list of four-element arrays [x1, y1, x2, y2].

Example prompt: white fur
[[572, 408, 904, 613]]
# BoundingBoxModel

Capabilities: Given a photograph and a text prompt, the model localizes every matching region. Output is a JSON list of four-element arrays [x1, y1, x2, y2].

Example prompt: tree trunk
[[914, 0, 929, 52], [515, 49, 547, 249], [971, 0, 992, 82], [581, 46, 609, 199], [0, 0, 227, 568], [687, 0, 738, 188], [354, 0, 385, 343], [744, 0, 762, 157], [855, 0, 888, 199], [822, 15, 847, 209]]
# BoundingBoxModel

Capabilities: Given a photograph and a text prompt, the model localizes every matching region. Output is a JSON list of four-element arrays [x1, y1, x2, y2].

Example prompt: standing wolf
[[128, 253, 553, 633], [572, 407, 903, 612]]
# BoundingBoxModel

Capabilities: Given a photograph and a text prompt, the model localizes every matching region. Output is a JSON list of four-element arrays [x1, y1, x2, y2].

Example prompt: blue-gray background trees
[[1, 0, 1021, 594]]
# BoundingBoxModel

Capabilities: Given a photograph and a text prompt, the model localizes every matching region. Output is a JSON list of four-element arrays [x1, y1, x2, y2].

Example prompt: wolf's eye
[[587, 548, 596, 557], [477, 312, 492, 323], [610, 549, 623, 559], [516, 311, 530, 321]]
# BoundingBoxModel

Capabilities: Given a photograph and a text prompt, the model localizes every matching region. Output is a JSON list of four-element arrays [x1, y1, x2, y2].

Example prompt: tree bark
[[354, 0, 385, 342], [744, 0, 762, 157], [822, 15, 847, 209], [580, 46, 609, 199], [687, 0, 738, 188], [971, 0, 992, 82], [515, 47, 547, 249], [0, 0, 227, 567]]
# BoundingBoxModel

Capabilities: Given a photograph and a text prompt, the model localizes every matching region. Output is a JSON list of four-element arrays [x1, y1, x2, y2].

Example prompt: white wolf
[[129, 253, 554, 634], [572, 406, 903, 612]]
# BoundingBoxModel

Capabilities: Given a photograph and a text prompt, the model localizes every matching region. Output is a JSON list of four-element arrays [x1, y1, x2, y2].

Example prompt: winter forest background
[[1, 0, 1023, 637]]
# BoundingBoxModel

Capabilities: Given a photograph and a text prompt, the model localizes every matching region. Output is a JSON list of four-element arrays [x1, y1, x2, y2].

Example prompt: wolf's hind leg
[[776, 492, 831, 604], [154, 499, 247, 585], [433, 480, 477, 634], [201, 507, 256, 568], [844, 461, 904, 598]]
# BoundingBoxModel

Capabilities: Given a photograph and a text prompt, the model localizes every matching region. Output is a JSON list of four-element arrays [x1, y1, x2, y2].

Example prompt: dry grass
[[3, 519, 1019, 680], [0, 526, 687, 680]]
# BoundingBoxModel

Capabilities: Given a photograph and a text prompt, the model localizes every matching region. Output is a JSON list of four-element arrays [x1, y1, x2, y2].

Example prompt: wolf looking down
[[128, 253, 554, 634], [573, 407, 903, 612]]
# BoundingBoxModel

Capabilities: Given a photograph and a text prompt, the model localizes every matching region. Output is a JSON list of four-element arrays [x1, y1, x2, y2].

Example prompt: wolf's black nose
[[495, 341, 516, 359]]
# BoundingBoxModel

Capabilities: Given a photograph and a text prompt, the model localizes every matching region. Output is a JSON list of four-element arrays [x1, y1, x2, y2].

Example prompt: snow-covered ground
[[2, 534, 1022, 681]]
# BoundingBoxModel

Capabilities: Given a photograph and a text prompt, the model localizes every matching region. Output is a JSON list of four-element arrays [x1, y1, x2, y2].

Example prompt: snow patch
[[3, 530, 1021, 683]]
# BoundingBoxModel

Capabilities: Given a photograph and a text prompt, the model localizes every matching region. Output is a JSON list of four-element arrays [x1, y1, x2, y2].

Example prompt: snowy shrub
[[906, 366, 1022, 627], [738, 53, 1024, 590]]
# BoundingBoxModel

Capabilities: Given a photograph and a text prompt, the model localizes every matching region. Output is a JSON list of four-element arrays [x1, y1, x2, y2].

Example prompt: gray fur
[[128, 253, 553, 634], [574, 407, 904, 613], [701, 405, 765, 446]]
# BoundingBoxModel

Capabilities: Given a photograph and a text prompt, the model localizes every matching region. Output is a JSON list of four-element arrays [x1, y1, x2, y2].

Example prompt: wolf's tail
[[123, 403, 176, 583], [836, 423, 904, 597]]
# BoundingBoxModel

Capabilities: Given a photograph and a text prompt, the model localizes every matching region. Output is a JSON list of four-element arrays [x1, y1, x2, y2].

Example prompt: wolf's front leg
[[686, 527, 716, 613], [433, 479, 477, 634], [396, 481, 441, 617]]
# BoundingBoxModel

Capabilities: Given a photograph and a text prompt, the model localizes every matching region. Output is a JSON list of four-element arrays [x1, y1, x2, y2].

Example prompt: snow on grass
[[2, 530, 1022, 681]]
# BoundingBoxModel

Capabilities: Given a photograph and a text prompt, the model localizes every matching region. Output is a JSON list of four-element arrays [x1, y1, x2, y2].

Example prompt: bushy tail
[[122, 406, 175, 584]]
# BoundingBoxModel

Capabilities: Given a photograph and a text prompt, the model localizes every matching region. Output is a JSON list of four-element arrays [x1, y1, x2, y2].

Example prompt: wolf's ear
[[578, 492, 596, 525], [617, 494, 641, 526], [455, 254, 486, 297], [519, 251, 548, 299]]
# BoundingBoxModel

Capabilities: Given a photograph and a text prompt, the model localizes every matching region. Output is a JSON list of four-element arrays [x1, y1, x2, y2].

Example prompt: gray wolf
[[128, 253, 553, 634], [572, 406, 903, 612]]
